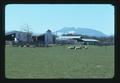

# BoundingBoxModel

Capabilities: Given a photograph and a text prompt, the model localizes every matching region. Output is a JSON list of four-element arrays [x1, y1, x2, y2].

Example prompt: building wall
[[45, 30, 54, 45], [15, 32, 32, 42], [56, 39, 77, 45], [16, 33, 26, 42], [83, 41, 98, 45]]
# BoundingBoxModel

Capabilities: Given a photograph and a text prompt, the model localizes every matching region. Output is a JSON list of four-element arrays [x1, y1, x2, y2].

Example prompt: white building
[[82, 38, 99, 45], [56, 35, 99, 45], [56, 36, 82, 44]]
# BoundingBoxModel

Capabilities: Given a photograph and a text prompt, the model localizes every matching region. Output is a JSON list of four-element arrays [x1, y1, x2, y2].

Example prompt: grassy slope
[[5, 45, 114, 79]]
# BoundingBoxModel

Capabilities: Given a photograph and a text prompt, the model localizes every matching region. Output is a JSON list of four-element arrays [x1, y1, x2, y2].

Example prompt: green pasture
[[5, 45, 114, 79]]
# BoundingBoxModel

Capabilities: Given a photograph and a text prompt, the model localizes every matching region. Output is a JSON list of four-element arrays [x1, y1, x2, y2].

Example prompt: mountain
[[55, 27, 108, 37]]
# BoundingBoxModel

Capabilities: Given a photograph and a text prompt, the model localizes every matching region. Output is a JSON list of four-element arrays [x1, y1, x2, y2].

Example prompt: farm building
[[56, 36, 82, 45], [5, 30, 100, 46], [56, 35, 99, 45], [5, 30, 56, 46], [5, 31, 33, 46], [32, 30, 56, 46], [45, 30, 54, 45], [82, 38, 99, 45], [5, 31, 32, 42]]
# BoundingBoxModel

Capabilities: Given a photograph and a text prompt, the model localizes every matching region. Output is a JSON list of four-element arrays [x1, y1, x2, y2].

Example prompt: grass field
[[5, 45, 114, 79]]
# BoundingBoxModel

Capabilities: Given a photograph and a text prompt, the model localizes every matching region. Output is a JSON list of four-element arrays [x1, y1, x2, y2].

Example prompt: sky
[[5, 4, 114, 35]]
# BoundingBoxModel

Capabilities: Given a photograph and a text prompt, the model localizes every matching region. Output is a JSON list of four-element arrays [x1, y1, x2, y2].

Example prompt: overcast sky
[[5, 4, 114, 35]]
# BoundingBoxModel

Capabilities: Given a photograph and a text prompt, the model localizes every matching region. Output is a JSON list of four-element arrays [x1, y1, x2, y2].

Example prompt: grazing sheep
[[75, 46, 82, 50], [68, 45, 88, 50], [83, 45, 88, 49], [68, 46, 75, 49]]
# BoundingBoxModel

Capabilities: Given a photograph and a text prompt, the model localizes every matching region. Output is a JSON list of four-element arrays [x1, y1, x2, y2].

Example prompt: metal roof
[[82, 38, 99, 42], [58, 36, 82, 39], [5, 31, 26, 35]]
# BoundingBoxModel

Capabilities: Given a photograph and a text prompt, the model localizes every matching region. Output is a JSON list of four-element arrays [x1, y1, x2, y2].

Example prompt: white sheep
[[75, 46, 82, 50], [68, 46, 75, 49], [83, 45, 88, 49]]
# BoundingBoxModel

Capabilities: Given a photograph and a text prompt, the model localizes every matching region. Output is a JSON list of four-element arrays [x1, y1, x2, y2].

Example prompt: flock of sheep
[[67, 45, 88, 50]]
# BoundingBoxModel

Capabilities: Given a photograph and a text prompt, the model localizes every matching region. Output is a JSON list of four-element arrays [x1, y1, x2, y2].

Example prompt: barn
[[31, 30, 56, 46], [5, 31, 32, 42], [82, 38, 99, 45], [56, 35, 99, 45], [5, 30, 99, 46], [56, 36, 82, 45], [5, 30, 56, 47], [5, 31, 33, 46]]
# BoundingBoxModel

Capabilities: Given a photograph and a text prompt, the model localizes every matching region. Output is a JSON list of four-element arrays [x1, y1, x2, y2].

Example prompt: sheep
[[68, 45, 88, 50], [68, 46, 75, 49], [75, 46, 82, 50], [83, 45, 88, 49]]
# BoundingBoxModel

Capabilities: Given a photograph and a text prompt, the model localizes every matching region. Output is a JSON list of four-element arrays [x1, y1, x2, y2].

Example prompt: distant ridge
[[55, 27, 108, 37]]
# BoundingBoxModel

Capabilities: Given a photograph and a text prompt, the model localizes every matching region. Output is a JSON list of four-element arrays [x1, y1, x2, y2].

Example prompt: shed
[[82, 38, 99, 45]]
